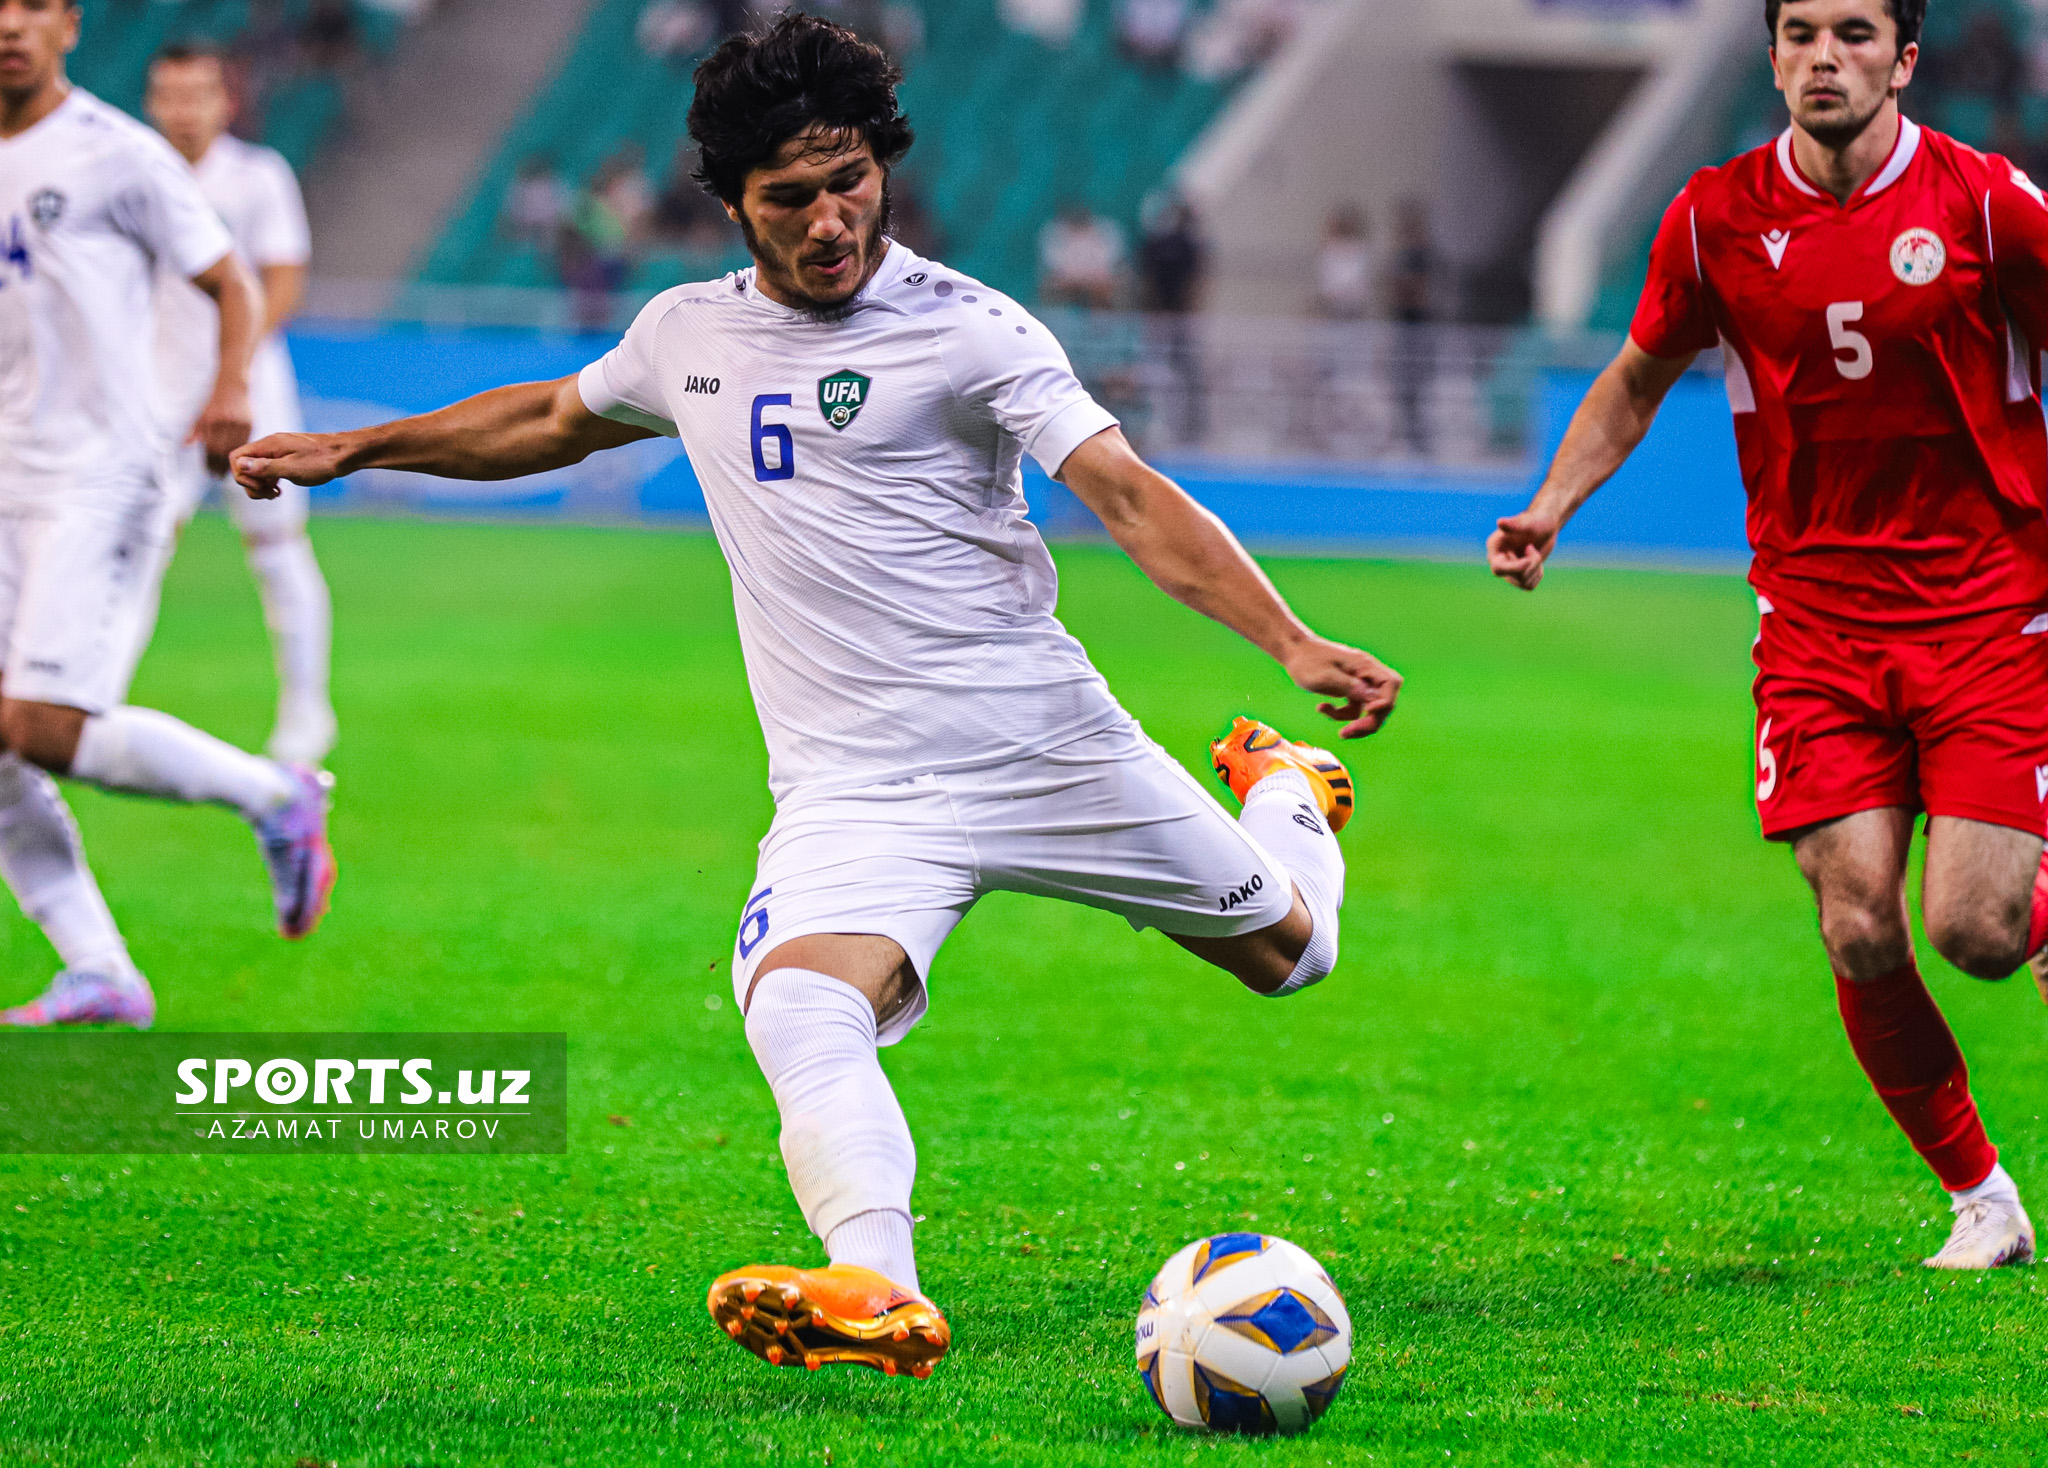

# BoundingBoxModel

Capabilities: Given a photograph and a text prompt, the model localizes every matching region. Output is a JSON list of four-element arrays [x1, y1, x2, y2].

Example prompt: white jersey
[[155, 133, 310, 442], [579, 242, 1127, 801], [0, 89, 231, 502]]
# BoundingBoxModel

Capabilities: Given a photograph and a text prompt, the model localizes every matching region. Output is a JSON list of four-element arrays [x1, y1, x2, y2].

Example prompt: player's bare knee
[[1817, 900, 1911, 980], [1229, 943, 1299, 998], [1234, 911, 1334, 999], [1925, 906, 2029, 981], [0, 700, 85, 775]]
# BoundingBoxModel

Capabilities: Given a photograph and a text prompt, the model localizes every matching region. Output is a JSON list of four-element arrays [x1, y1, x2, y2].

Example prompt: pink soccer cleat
[[255, 764, 337, 940], [1, 969, 156, 1029]]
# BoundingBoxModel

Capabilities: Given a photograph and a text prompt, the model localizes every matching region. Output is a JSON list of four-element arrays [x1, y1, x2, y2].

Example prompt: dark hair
[[687, 12, 913, 206], [1766, 0, 1927, 50], [152, 40, 226, 67]]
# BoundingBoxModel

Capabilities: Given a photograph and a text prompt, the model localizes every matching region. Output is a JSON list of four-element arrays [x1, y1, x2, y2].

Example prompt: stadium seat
[[68, 0, 412, 173], [416, 0, 1242, 304]]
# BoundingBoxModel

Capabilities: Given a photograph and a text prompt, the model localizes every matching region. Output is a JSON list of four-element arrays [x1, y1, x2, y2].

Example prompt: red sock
[[1835, 964, 1997, 1192], [2029, 843, 2048, 957]]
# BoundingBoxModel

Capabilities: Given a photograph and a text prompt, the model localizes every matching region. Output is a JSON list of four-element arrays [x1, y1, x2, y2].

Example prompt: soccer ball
[[1134, 1232, 1351, 1434]]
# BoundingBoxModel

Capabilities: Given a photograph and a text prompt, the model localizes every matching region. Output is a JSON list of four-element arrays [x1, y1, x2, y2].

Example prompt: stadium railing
[[290, 280, 1749, 565]]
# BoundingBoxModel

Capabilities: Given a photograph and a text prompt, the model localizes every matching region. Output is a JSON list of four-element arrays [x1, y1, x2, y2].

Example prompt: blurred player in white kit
[[145, 41, 335, 767], [0, 0, 335, 1029]]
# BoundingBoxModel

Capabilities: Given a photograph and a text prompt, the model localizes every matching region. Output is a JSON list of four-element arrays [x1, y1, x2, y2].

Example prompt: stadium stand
[[415, 0, 1242, 304], [66, 0, 412, 173], [1588, 0, 2040, 330]]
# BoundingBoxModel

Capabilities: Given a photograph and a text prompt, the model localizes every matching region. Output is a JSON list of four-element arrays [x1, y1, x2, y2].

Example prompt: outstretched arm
[[231, 375, 657, 500], [1058, 426, 1401, 737], [1487, 338, 1694, 590]]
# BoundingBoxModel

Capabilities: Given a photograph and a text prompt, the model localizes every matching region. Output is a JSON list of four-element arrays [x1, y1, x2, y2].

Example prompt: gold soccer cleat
[[706, 1263, 951, 1378], [1209, 716, 1356, 833]]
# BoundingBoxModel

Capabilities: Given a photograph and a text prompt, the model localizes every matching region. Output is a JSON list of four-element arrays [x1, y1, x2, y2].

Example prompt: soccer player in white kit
[[0, 0, 336, 1030], [145, 42, 336, 767], [233, 14, 1398, 1375]]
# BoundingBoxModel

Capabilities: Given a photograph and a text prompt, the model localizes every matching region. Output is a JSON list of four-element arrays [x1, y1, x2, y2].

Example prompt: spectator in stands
[[1002, 0, 1083, 49], [638, 0, 715, 63], [595, 144, 654, 244], [506, 156, 569, 247], [300, 0, 357, 69], [1137, 194, 1207, 443], [1137, 194, 1205, 314], [1386, 198, 1439, 455], [1314, 203, 1373, 320], [558, 150, 649, 330], [652, 144, 739, 252], [1039, 202, 1124, 310], [1117, 0, 1188, 69]]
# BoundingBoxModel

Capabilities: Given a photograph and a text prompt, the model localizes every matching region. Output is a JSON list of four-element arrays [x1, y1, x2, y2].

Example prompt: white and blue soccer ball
[[1135, 1232, 1351, 1435]]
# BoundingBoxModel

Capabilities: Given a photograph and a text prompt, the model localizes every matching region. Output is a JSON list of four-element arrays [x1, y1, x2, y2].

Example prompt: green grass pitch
[[1, 515, 2045, 1466]]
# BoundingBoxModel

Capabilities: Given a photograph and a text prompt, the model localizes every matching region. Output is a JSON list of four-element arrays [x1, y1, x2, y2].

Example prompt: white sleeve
[[245, 150, 312, 268], [576, 293, 681, 437], [113, 135, 235, 279], [933, 295, 1118, 477]]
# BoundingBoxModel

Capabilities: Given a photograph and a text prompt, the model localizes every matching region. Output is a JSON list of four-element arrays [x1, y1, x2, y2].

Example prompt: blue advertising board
[[289, 325, 1750, 565]]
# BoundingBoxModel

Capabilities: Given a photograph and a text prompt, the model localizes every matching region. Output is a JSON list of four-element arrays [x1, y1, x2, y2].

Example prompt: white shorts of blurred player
[[728, 720, 1297, 1045], [0, 482, 169, 715]]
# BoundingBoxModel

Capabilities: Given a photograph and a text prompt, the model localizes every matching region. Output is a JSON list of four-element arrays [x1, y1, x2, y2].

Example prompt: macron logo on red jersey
[[1761, 230, 1792, 269]]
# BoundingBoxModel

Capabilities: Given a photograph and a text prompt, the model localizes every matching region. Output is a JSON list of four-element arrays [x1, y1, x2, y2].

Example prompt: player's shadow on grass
[[678, 1374, 938, 1420]]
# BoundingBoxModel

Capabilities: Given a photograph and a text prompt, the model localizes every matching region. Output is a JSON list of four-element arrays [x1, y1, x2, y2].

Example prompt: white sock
[[1236, 769, 1344, 996], [0, 754, 135, 981], [1952, 1161, 2021, 1209], [246, 535, 332, 715], [825, 1210, 920, 1288], [71, 707, 294, 822], [745, 967, 920, 1292]]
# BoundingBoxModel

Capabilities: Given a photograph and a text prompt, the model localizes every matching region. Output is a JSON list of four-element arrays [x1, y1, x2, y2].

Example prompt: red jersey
[[1631, 118, 2048, 636]]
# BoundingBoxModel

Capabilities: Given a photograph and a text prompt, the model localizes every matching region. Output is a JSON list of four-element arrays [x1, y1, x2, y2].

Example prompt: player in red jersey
[[1491, 0, 2048, 1269]]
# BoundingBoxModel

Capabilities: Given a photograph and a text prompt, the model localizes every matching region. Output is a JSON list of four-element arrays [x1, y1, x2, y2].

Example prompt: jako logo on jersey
[[27, 189, 63, 228], [818, 369, 872, 431], [683, 375, 720, 394], [2035, 764, 2048, 803], [1761, 229, 1792, 269], [1890, 227, 1946, 286], [1217, 873, 1265, 913]]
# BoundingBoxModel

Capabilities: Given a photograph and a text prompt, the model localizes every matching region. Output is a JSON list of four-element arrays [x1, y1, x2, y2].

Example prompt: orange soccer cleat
[[1209, 716, 1355, 833], [706, 1263, 951, 1378]]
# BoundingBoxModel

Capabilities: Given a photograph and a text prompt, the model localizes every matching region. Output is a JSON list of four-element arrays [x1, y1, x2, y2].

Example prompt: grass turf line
[[0, 515, 2043, 1466]]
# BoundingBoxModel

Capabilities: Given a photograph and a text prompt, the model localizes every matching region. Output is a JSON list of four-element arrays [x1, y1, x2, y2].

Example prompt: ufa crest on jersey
[[819, 369, 872, 430]]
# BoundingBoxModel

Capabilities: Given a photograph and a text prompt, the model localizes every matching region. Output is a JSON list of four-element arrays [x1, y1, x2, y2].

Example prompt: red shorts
[[1751, 611, 2048, 841]]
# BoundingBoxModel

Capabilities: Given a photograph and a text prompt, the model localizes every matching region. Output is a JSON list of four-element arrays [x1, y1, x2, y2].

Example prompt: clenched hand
[[1284, 635, 1403, 738], [231, 432, 351, 501]]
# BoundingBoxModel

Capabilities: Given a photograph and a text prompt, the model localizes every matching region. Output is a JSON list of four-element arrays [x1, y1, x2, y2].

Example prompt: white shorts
[[729, 722, 1296, 1044], [0, 490, 169, 714]]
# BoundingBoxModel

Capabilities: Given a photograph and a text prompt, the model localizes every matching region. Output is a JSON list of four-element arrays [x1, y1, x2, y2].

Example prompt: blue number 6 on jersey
[[751, 394, 795, 482]]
